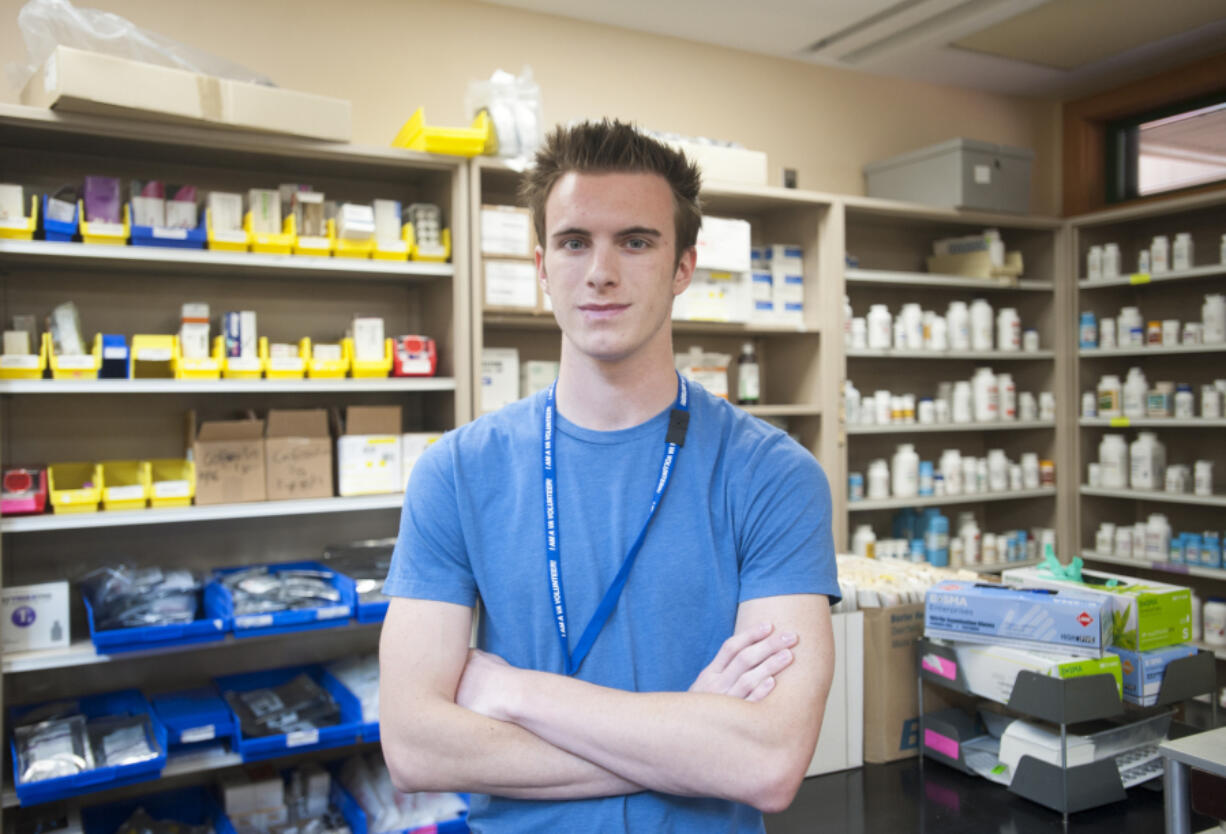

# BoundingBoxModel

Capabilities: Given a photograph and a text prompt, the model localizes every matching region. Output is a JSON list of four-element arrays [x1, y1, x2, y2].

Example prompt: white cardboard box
[[484, 259, 538, 310], [481, 348, 520, 413], [1, 581, 70, 653], [665, 140, 768, 187], [401, 432, 443, 491], [336, 406, 402, 497], [480, 205, 535, 258], [807, 610, 864, 776], [695, 216, 752, 272]]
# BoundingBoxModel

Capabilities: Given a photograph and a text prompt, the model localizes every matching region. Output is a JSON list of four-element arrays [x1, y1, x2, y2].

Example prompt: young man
[[380, 119, 839, 832]]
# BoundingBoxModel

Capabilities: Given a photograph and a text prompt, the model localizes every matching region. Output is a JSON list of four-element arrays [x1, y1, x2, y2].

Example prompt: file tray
[[206, 208, 250, 252], [261, 337, 308, 380], [343, 337, 393, 379], [83, 786, 236, 834], [129, 203, 207, 249], [213, 335, 263, 380], [48, 462, 102, 514], [392, 107, 491, 157], [172, 335, 223, 380], [331, 774, 469, 834], [287, 213, 335, 257], [408, 224, 451, 263], [41, 194, 78, 242], [204, 561, 355, 639], [99, 334, 130, 379], [84, 594, 225, 654], [78, 200, 129, 246], [9, 689, 168, 805], [48, 332, 102, 380], [99, 460, 150, 511], [150, 686, 236, 750], [0, 330, 48, 380], [213, 665, 362, 762], [0, 193, 38, 240], [149, 458, 196, 508], [243, 211, 293, 255]]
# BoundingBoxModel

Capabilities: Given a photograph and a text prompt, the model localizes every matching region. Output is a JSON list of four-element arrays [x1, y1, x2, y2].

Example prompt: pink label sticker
[[921, 654, 958, 680], [925, 728, 960, 761]]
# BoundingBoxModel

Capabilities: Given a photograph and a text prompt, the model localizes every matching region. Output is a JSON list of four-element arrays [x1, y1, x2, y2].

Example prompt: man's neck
[[554, 341, 678, 432]]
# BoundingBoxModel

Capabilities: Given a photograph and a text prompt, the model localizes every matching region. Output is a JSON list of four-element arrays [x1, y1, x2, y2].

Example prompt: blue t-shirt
[[385, 382, 839, 833]]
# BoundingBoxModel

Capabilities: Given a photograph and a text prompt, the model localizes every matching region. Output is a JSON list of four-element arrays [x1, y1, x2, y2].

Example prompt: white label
[[106, 485, 145, 501], [102, 346, 127, 360], [213, 230, 247, 243], [268, 358, 304, 372], [285, 729, 320, 748], [481, 208, 532, 257], [0, 355, 39, 368], [136, 348, 172, 362], [974, 165, 991, 185], [0, 217, 26, 229], [55, 355, 95, 370], [315, 605, 351, 620], [227, 358, 261, 372], [397, 358, 433, 374], [153, 227, 188, 240], [153, 479, 191, 498], [236, 614, 274, 629], [179, 725, 215, 744], [88, 221, 125, 237]]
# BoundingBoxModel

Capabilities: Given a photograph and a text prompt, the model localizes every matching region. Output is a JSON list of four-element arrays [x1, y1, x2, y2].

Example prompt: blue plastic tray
[[331, 773, 468, 834], [84, 595, 226, 655], [205, 561, 355, 639], [82, 786, 236, 834], [328, 570, 388, 625], [213, 664, 362, 762], [99, 334, 130, 379], [150, 686, 236, 750], [42, 194, 78, 242], [9, 689, 168, 805], [128, 203, 207, 249]]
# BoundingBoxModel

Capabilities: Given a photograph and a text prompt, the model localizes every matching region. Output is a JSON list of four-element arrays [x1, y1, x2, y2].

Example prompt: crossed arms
[[377, 592, 834, 814]]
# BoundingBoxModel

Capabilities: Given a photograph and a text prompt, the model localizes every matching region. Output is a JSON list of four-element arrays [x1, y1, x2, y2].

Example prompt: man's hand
[[689, 622, 797, 701], [456, 649, 517, 721]]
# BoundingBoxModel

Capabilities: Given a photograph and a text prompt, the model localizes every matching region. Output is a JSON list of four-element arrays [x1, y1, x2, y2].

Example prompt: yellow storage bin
[[206, 208, 251, 252], [130, 334, 175, 378], [372, 223, 410, 262], [335, 233, 375, 259], [149, 459, 196, 508], [172, 335, 224, 380], [100, 460, 151, 511], [0, 331, 49, 380], [261, 337, 309, 380], [344, 337, 393, 379], [48, 462, 103, 514], [288, 213, 335, 258], [49, 332, 102, 380], [408, 224, 451, 263], [79, 200, 130, 246], [303, 337, 349, 379], [215, 335, 264, 380], [244, 211, 294, 255], [0, 194, 38, 241], [391, 108, 491, 157]]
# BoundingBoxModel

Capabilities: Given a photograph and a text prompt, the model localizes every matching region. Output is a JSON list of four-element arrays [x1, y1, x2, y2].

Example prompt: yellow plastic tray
[[344, 337, 393, 379], [79, 200, 130, 246], [149, 459, 196, 508], [372, 222, 410, 262], [408, 224, 452, 263], [99, 460, 151, 511], [0, 194, 38, 241], [49, 332, 102, 380], [261, 337, 309, 380], [172, 335, 223, 380], [335, 232, 375, 259], [391, 108, 491, 157], [214, 335, 263, 380], [130, 334, 175, 379], [0, 331, 49, 379], [243, 210, 294, 255], [206, 208, 251, 252], [48, 462, 103, 514], [303, 337, 349, 379], [288, 213, 335, 257]]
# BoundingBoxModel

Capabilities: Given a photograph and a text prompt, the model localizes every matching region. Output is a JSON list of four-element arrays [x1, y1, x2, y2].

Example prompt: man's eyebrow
[[550, 226, 590, 239], [618, 226, 662, 238]]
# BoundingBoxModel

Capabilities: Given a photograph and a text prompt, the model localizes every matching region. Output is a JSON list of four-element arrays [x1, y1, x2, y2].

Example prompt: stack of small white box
[[751, 245, 805, 327], [680, 216, 752, 322]]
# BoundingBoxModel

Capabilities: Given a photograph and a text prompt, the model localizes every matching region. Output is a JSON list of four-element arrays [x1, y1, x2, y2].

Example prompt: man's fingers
[[744, 676, 776, 703], [723, 630, 797, 684], [729, 648, 794, 698], [709, 622, 772, 674]]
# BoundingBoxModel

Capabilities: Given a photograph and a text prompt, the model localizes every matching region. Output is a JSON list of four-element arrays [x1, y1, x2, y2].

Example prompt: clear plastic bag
[[15, 714, 93, 784], [81, 565, 201, 630], [465, 67, 542, 170], [9, 0, 275, 94], [88, 714, 160, 767], [223, 567, 340, 616], [225, 674, 341, 738], [323, 540, 393, 606]]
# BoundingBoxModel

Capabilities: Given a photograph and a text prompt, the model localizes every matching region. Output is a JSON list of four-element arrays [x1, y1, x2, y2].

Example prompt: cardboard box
[[194, 416, 266, 505], [806, 610, 864, 776], [1002, 565, 1193, 652], [928, 641, 1122, 705], [695, 216, 752, 272], [484, 259, 539, 310], [336, 406, 402, 496], [1108, 643, 1199, 706], [864, 137, 1033, 214], [265, 409, 333, 501], [664, 139, 768, 187], [22, 46, 351, 143], [401, 432, 443, 491], [220, 767, 284, 814], [481, 348, 520, 413], [1, 581, 70, 653], [480, 205, 535, 258]]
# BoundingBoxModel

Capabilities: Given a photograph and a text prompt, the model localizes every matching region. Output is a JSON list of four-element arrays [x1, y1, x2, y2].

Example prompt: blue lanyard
[[543, 373, 690, 676]]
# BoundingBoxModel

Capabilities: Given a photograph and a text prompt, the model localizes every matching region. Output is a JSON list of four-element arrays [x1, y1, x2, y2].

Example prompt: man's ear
[[673, 246, 697, 296], [535, 245, 548, 296]]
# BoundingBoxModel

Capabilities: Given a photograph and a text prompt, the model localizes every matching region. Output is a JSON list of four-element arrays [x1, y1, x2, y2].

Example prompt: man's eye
[[625, 238, 650, 250], [561, 239, 585, 251]]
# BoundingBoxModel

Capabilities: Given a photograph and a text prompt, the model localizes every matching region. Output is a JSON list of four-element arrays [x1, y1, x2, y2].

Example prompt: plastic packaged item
[[1147, 381, 1175, 418], [1022, 329, 1039, 352], [1098, 434, 1128, 488], [88, 715, 160, 768], [918, 397, 935, 424], [935, 397, 951, 423], [952, 381, 973, 423], [902, 394, 916, 423], [867, 459, 890, 500], [1174, 384, 1195, 418], [848, 472, 864, 502], [940, 449, 963, 495], [874, 390, 891, 425], [946, 301, 970, 351], [1103, 243, 1121, 278], [928, 315, 948, 351], [1202, 385, 1222, 419], [892, 318, 907, 350], [1087, 245, 1103, 280], [900, 303, 923, 350], [1015, 391, 1035, 421], [844, 381, 861, 424], [1021, 453, 1040, 490], [987, 449, 1009, 492], [1129, 432, 1166, 490], [1087, 462, 1102, 487], [1099, 317, 1116, 349], [996, 308, 1020, 352], [891, 444, 919, 498], [1195, 460, 1214, 496], [1146, 514, 1171, 561], [1123, 368, 1149, 419], [918, 461, 934, 496], [997, 373, 1016, 420], [1162, 319, 1181, 346], [1183, 322, 1203, 345], [1204, 598, 1226, 648], [969, 298, 993, 351], [975, 458, 989, 493], [1008, 463, 1023, 491], [849, 317, 867, 349], [1221, 234, 1226, 265], [1172, 233, 1193, 271], [1114, 526, 1133, 560], [1097, 374, 1122, 417], [1039, 392, 1056, 421], [15, 714, 94, 785], [958, 516, 981, 566], [852, 524, 877, 559], [1139, 249, 1151, 274], [972, 367, 998, 422], [923, 509, 949, 567], [1204, 294, 1226, 344], [1146, 321, 1163, 345], [1150, 235, 1169, 273], [1039, 460, 1055, 488], [1203, 533, 1222, 568], [982, 533, 998, 565], [867, 305, 892, 349], [1165, 464, 1190, 494], [80, 566, 200, 631], [1081, 391, 1097, 418], [961, 457, 979, 494], [736, 341, 760, 405], [1119, 307, 1144, 347]]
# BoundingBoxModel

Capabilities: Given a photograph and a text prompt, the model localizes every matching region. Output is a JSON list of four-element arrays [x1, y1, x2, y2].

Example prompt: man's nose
[[585, 241, 620, 288]]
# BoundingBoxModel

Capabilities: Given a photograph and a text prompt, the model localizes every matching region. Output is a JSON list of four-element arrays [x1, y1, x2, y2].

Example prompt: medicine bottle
[[736, 342, 760, 405]]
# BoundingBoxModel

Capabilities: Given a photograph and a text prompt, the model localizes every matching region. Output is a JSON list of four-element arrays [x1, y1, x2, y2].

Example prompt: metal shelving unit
[[845, 267, 1053, 291], [1079, 486, 1226, 508], [848, 487, 1056, 512], [847, 348, 1055, 360], [1078, 263, 1226, 289], [847, 420, 1054, 435]]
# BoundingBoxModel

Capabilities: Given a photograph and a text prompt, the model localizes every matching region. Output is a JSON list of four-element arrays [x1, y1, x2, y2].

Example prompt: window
[[1106, 94, 1226, 203]]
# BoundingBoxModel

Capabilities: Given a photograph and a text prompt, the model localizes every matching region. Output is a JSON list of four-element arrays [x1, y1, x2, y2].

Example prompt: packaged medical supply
[[928, 641, 1122, 704], [1109, 644, 1199, 706]]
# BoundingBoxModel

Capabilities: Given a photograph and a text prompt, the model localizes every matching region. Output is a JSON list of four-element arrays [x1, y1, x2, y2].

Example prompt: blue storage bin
[[99, 335, 130, 379], [128, 203, 207, 250], [82, 786, 236, 834], [205, 561, 356, 639], [328, 570, 388, 625], [42, 194, 79, 242], [9, 689, 168, 805], [150, 686, 236, 751], [84, 595, 226, 655], [214, 665, 362, 762], [330, 774, 468, 834]]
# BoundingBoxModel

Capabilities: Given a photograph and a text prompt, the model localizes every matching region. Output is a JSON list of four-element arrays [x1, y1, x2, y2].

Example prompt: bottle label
[[739, 365, 760, 402]]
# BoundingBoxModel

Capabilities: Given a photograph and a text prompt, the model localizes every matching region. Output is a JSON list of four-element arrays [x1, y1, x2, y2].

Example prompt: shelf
[[847, 420, 1054, 435], [964, 557, 1043, 574], [1079, 550, 1226, 582], [1078, 264, 1226, 288], [1080, 344, 1226, 357], [1, 494, 403, 534], [1189, 641, 1226, 662], [2, 620, 382, 674], [845, 268, 1053, 291], [847, 487, 1056, 512], [483, 312, 814, 336], [0, 377, 456, 395], [1079, 486, 1226, 508], [847, 349, 1054, 360], [1080, 417, 1226, 429], [742, 404, 821, 418], [0, 240, 453, 281]]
